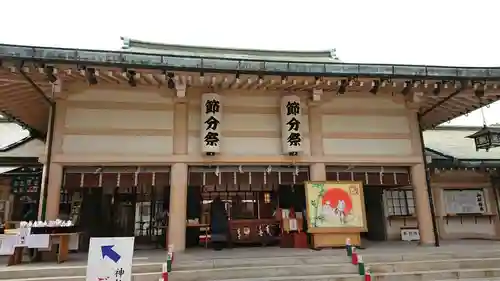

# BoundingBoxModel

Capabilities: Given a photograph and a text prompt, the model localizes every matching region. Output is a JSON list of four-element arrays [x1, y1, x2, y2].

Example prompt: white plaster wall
[[385, 218, 418, 240], [321, 97, 412, 156], [323, 139, 412, 155], [443, 217, 495, 238], [322, 116, 410, 134], [62, 89, 174, 155], [441, 188, 496, 238], [62, 135, 173, 155], [65, 108, 173, 130], [190, 113, 280, 132]]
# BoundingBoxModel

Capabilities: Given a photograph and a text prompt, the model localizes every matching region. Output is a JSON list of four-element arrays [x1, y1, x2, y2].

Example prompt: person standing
[[156, 206, 169, 248], [210, 197, 228, 251], [22, 204, 37, 222]]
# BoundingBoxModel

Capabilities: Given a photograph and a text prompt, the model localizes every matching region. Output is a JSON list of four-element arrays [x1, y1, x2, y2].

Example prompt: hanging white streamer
[[117, 173, 121, 187], [80, 173, 84, 187]]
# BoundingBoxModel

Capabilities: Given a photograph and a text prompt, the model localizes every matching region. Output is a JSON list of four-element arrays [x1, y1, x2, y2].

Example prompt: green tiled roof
[[121, 37, 341, 63], [425, 148, 452, 160], [423, 126, 500, 160]]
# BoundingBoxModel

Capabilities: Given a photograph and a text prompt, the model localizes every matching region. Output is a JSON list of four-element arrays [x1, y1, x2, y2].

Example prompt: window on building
[[384, 189, 415, 216]]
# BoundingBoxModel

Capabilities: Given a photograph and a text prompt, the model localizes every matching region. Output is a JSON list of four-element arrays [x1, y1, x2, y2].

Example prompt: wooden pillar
[[411, 163, 435, 245], [407, 109, 435, 245], [40, 163, 63, 220], [173, 98, 188, 155], [38, 99, 65, 221], [308, 101, 326, 181], [168, 163, 188, 251], [168, 90, 189, 251]]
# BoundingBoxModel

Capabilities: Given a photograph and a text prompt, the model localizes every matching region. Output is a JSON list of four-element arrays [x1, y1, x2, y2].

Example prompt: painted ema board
[[86, 237, 135, 281]]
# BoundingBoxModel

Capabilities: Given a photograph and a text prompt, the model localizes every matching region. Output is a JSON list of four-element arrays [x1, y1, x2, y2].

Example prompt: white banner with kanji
[[201, 93, 222, 154], [281, 95, 302, 154]]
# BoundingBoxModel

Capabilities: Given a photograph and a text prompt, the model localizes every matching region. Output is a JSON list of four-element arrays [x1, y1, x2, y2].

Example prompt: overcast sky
[[1, 0, 500, 126]]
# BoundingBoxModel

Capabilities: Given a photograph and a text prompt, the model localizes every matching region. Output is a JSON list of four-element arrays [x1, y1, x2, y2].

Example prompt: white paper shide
[[201, 93, 222, 154], [281, 95, 302, 154]]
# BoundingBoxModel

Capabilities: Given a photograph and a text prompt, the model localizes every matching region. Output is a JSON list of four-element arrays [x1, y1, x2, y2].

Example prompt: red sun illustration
[[322, 188, 353, 214]]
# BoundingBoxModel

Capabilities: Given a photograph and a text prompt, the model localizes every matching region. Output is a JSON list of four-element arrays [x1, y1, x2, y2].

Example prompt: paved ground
[[1, 239, 500, 269]]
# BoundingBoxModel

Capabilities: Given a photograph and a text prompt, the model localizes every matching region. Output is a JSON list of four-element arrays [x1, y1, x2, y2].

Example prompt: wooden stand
[[6, 233, 72, 266], [311, 232, 361, 248]]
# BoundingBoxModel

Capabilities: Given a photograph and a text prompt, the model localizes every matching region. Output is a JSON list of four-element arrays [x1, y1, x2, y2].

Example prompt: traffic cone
[[364, 267, 371, 281], [351, 246, 358, 265], [358, 255, 365, 275], [346, 238, 352, 257], [161, 263, 169, 281]]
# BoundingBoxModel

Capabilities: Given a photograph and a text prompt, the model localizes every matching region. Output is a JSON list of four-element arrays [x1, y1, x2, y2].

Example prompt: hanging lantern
[[466, 125, 500, 152]]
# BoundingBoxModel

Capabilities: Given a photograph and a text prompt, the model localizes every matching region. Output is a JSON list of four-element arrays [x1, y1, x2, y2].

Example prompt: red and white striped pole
[[357, 255, 365, 275], [168, 244, 175, 264], [161, 262, 169, 281], [345, 238, 352, 257], [364, 267, 371, 281], [351, 246, 358, 265]]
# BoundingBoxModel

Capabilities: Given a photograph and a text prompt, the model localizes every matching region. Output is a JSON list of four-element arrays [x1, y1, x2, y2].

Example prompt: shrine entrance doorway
[[187, 165, 309, 249], [9, 168, 43, 222], [62, 166, 170, 250]]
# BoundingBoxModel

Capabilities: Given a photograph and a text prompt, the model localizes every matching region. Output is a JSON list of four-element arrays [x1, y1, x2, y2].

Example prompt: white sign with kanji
[[86, 237, 135, 281], [281, 95, 303, 154], [201, 93, 222, 154], [401, 228, 420, 241]]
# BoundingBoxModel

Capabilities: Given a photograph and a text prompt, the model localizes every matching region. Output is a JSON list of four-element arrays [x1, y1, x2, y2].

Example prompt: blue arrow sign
[[101, 245, 121, 263]]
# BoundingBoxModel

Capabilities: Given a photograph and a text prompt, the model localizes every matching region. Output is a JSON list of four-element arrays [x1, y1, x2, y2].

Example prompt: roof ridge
[[425, 147, 454, 159], [434, 125, 485, 131], [120, 37, 338, 59]]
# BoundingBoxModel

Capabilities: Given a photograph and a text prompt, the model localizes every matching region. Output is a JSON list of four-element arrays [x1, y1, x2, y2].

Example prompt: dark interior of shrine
[[185, 167, 309, 248], [12, 165, 414, 250]]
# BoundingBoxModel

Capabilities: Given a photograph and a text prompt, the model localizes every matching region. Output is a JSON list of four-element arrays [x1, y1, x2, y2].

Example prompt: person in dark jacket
[[210, 197, 228, 251], [22, 204, 37, 222]]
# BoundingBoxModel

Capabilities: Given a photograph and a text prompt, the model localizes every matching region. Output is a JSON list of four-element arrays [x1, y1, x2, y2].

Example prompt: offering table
[[2, 229, 79, 266]]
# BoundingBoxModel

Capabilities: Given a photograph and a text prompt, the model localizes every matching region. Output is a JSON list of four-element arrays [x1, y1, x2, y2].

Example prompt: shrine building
[[1, 38, 500, 251]]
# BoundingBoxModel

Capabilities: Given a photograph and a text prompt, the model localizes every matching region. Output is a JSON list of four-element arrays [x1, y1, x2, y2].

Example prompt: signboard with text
[[86, 237, 135, 281], [201, 93, 222, 154], [281, 95, 302, 154]]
